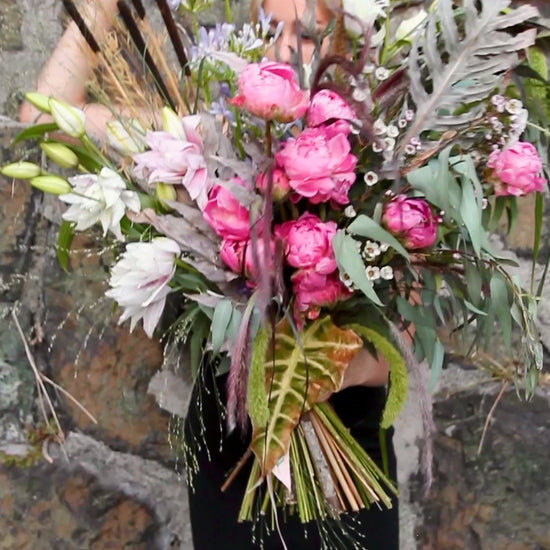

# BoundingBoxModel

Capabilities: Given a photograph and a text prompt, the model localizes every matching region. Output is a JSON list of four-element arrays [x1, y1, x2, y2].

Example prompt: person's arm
[[18, 0, 119, 138]]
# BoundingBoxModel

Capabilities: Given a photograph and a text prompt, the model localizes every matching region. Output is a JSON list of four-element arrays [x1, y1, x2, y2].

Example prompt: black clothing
[[185, 369, 399, 550]]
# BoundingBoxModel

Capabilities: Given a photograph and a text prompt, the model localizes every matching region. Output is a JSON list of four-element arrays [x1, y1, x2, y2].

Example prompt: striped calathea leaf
[[249, 315, 363, 476]]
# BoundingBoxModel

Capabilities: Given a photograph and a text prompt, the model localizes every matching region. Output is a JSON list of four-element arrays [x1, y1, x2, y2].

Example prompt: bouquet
[[3, 0, 548, 546]]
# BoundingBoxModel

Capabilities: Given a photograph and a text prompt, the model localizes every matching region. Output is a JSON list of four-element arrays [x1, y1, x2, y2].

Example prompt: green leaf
[[247, 325, 270, 428], [211, 299, 233, 353], [249, 316, 363, 475], [348, 324, 408, 429], [57, 220, 74, 272], [458, 161, 484, 256], [347, 215, 409, 259], [531, 192, 543, 292], [489, 272, 512, 351], [332, 231, 383, 306], [464, 260, 482, 306], [11, 123, 59, 146], [428, 340, 445, 392]]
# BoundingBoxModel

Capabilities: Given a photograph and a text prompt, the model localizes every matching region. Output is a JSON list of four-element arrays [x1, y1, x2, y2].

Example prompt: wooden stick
[[154, 0, 191, 75], [117, 0, 177, 110], [221, 448, 253, 492]]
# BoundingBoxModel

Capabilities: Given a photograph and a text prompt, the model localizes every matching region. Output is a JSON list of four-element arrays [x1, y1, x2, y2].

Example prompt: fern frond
[[398, 0, 539, 153]]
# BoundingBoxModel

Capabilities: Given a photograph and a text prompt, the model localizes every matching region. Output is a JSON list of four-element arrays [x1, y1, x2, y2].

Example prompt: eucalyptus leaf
[[333, 231, 382, 306], [347, 215, 409, 259], [489, 272, 512, 351], [211, 299, 233, 353], [428, 340, 445, 392]]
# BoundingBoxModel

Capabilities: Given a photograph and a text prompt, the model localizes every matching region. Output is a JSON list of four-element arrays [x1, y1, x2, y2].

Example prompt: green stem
[[224, 0, 232, 23]]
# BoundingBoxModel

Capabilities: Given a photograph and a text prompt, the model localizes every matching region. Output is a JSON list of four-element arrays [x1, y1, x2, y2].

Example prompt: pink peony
[[382, 195, 437, 249], [293, 269, 352, 321], [275, 213, 337, 274], [487, 141, 546, 196], [275, 126, 357, 205], [202, 178, 251, 240], [255, 167, 291, 202], [307, 89, 356, 134], [133, 117, 210, 208], [229, 62, 309, 123], [220, 237, 273, 283]]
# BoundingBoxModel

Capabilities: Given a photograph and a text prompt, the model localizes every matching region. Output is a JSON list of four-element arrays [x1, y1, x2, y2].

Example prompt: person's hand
[[339, 347, 389, 390]]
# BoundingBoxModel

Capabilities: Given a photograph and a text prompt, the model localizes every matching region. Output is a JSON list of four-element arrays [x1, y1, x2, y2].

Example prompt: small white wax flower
[[405, 109, 415, 122], [366, 265, 380, 281], [379, 243, 390, 252], [380, 266, 394, 280], [105, 237, 181, 338], [364, 171, 379, 186], [505, 99, 523, 115], [352, 88, 368, 103], [60, 167, 141, 241], [374, 67, 390, 81], [398, 118, 408, 128], [364, 240, 381, 257], [373, 118, 387, 136], [404, 144, 416, 155], [372, 142, 384, 153], [386, 124, 399, 138], [384, 137, 396, 152], [344, 205, 357, 218]]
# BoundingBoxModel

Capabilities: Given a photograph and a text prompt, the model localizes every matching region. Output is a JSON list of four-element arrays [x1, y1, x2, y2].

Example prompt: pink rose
[[202, 178, 250, 240], [487, 141, 546, 196], [382, 196, 437, 249], [307, 89, 356, 134], [133, 117, 210, 209], [275, 213, 337, 274], [293, 270, 352, 321], [220, 237, 273, 283], [229, 62, 309, 123], [275, 126, 357, 205], [255, 167, 291, 201]]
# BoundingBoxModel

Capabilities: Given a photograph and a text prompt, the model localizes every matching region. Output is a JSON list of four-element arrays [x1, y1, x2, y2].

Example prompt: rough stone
[[0, 2, 23, 51], [413, 387, 550, 550], [0, 461, 158, 550]]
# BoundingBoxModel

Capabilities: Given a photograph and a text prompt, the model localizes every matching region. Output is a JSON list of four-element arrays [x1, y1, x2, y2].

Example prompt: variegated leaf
[[249, 316, 363, 476]]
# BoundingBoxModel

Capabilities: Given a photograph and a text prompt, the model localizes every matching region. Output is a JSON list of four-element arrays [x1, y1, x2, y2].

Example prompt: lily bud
[[49, 98, 86, 138], [155, 182, 177, 206], [30, 175, 72, 195], [161, 107, 185, 138], [1, 161, 42, 180], [40, 142, 79, 169], [24, 92, 51, 114], [106, 120, 146, 155]]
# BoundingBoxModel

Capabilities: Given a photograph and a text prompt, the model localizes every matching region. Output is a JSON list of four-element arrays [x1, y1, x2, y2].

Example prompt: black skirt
[[185, 367, 399, 550]]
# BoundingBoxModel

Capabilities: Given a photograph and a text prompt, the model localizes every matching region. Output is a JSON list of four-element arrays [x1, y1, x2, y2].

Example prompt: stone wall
[[1, 2, 549, 550]]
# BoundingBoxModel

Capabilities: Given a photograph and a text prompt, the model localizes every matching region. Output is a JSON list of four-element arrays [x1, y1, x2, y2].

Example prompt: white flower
[[386, 124, 399, 138], [49, 98, 86, 138], [364, 171, 379, 186], [380, 265, 394, 280], [343, 0, 389, 35], [60, 167, 141, 241], [374, 67, 390, 81], [364, 240, 381, 259], [344, 205, 357, 218], [106, 119, 146, 155], [505, 99, 523, 115], [373, 118, 387, 135], [366, 265, 380, 281], [394, 9, 428, 42], [105, 237, 181, 338], [379, 243, 390, 252]]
